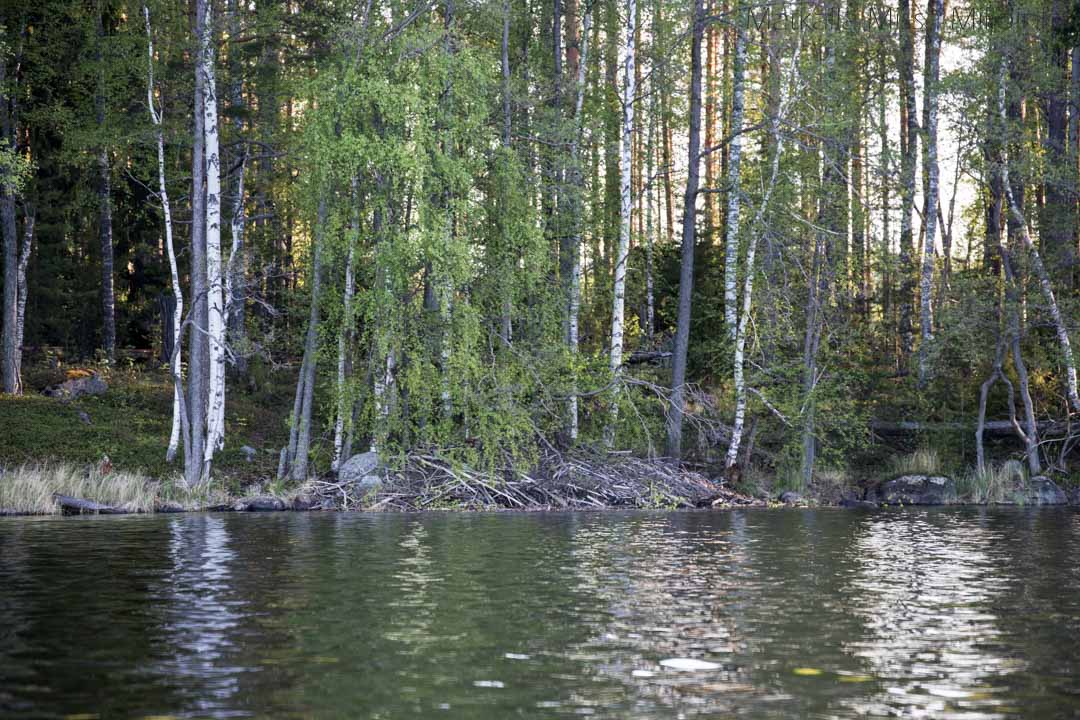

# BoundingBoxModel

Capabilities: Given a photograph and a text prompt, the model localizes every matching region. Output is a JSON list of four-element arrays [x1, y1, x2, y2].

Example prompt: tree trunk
[[187, 0, 210, 488], [566, 5, 591, 441], [285, 195, 326, 482], [96, 6, 116, 363], [917, 0, 942, 386], [333, 178, 359, 471], [726, 32, 793, 470], [202, 0, 227, 481], [605, 0, 635, 446], [897, 0, 918, 374], [13, 213, 32, 392], [998, 56, 1080, 414], [144, 4, 183, 464], [225, 0, 248, 378], [722, 24, 746, 343], [0, 50, 17, 394], [665, 0, 702, 459]]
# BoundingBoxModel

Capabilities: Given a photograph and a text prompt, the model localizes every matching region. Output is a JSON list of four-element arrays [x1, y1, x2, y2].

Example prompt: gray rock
[[44, 373, 108, 400], [77, 410, 92, 425], [865, 475, 956, 505], [155, 500, 186, 513], [290, 494, 318, 511], [1067, 487, 1080, 506], [1021, 476, 1068, 505], [339, 451, 384, 484], [240, 445, 258, 462], [235, 495, 287, 512], [778, 490, 802, 504]]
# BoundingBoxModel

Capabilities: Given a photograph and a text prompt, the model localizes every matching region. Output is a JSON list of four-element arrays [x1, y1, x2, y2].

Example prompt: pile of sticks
[[312, 448, 758, 511]]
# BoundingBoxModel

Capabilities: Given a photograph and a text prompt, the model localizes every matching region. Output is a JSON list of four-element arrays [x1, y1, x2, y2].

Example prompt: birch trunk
[[722, 24, 746, 343], [13, 213, 32, 392], [333, 179, 359, 471], [726, 38, 794, 469], [145, 5, 184, 463], [202, 0, 227, 480], [567, 7, 591, 442], [997, 57, 1080, 414], [606, 0, 635, 446], [665, 0, 702, 459], [897, 0, 918, 372], [917, 0, 942, 386]]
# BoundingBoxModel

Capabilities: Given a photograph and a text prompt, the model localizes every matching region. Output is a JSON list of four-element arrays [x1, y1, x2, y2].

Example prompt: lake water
[[1, 509, 1079, 719]]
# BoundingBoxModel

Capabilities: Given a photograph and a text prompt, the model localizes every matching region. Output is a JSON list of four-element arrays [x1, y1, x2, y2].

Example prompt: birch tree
[[566, 3, 591, 441], [726, 32, 797, 469], [606, 0, 635, 445], [917, 0, 942, 386], [202, 0, 227, 479], [722, 19, 746, 344], [144, 4, 183, 463], [997, 56, 1080, 415]]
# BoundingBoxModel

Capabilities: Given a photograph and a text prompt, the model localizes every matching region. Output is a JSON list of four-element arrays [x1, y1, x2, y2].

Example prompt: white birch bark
[[997, 57, 1080, 414], [201, 0, 226, 478], [144, 5, 184, 463], [333, 178, 359, 471], [567, 8, 591, 442], [725, 40, 796, 469], [13, 213, 32, 392], [606, 0, 635, 445], [917, 0, 942, 386], [722, 26, 747, 343]]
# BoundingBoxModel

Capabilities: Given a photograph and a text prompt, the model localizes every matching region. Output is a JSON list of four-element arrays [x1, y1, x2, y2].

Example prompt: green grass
[[956, 460, 1026, 504], [888, 448, 942, 478], [1, 362, 299, 495]]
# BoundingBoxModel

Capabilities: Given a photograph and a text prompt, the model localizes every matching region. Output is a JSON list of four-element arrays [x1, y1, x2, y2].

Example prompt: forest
[[1, 0, 1079, 509]]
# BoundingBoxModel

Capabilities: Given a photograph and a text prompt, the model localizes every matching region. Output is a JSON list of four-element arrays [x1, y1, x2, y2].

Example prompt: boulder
[[338, 451, 381, 481], [290, 494, 319, 511], [778, 490, 803, 505], [1020, 476, 1068, 505], [864, 475, 956, 505], [240, 445, 258, 463], [154, 500, 186, 513], [338, 451, 385, 494], [235, 495, 286, 512], [44, 373, 108, 400]]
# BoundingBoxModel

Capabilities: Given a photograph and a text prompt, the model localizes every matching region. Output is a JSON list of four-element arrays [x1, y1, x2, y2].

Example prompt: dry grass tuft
[[0, 461, 228, 515]]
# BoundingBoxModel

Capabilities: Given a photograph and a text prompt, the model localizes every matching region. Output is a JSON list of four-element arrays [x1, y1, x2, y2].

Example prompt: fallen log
[[52, 493, 128, 515], [870, 419, 1069, 436]]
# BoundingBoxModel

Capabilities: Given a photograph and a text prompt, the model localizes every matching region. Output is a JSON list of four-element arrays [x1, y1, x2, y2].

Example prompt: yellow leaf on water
[[793, 667, 823, 676], [837, 674, 874, 683]]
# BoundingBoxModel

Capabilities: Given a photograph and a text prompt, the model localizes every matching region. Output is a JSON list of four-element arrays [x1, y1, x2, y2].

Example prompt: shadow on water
[[1, 508, 1079, 719]]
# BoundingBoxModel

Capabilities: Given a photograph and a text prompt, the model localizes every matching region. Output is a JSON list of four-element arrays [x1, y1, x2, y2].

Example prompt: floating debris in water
[[473, 680, 505, 688], [659, 658, 722, 671], [504, 653, 530, 660]]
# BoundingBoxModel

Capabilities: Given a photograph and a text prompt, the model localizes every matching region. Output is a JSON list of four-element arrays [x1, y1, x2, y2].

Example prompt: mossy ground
[[2, 360, 298, 497]]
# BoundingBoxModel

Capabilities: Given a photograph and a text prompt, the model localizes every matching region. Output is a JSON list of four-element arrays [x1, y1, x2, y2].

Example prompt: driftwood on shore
[[52, 493, 129, 515]]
